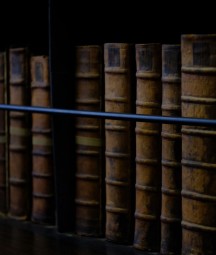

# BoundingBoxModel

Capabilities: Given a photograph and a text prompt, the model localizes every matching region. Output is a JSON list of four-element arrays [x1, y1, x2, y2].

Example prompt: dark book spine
[[0, 52, 8, 214], [160, 44, 182, 254], [8, 47, 31, 220], [181, 34, 216, 255], [134, 43, 162, 251], [74, 45, 104, 236], [31, 55, 55, 224], [104, 43, 135, 244]]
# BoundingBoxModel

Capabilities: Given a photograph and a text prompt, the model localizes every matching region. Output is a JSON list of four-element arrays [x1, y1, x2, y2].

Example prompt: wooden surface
[[0, 216, 158, 255]]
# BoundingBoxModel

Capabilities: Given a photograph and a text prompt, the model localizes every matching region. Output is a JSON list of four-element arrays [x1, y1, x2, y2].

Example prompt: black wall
[[0, 0, 49, 54], [1, 0, 215, 52]]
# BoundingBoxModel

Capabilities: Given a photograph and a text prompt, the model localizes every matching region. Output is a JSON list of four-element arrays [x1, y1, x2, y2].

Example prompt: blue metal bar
[[1, 104, 216, 127]]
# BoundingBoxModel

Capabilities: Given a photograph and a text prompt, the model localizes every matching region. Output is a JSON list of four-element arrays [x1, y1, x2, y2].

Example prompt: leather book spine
[[104, 42, 135, 244], [0, 51, 8, 214], [160, 44, 182, 254], [134, 43, 162, 251], [8, 47, 31, 220], [74, 45, 104, 236], [181, 34, 216, 255], [31, 55, 55, 224]]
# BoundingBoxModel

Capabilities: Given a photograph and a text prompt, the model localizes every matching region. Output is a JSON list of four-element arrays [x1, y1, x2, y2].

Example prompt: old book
[[8, 47, 32, 220], [181, 34, 216, 254], [31, 55, 55, 224], [0, 51, 8, 214], [104, 43, 135, 244], [134, 43, 162, 251], [160, 44, 182, 254], [74, 45, 104, 236]]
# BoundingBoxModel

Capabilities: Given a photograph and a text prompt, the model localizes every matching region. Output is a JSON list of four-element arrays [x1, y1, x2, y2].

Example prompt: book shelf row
[[0, 48, 54, 225], [0, 34, 216, 255]]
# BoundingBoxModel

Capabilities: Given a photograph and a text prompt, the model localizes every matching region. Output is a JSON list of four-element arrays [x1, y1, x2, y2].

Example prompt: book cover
[[74, 45, 104, 236], [31, 55, 55, 224], [104, 42, 135, 244], [181, 34, 216, 254], [8, 47, 31, 220], [160, 44, 182, 254], [134, 43, 162, 251], [0, 51, 8, 215]]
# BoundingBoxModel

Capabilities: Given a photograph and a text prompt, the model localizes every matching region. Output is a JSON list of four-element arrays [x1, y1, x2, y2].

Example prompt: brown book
[[160, 44, 182, 254], [31, 55, 55, 224], [104, 43, 135, 244], [8, 47, 31, 220], [181, 34, 216, 254], [0, 51, 8, 214], [74, 45, 104, 236], [134, 43, 162, 251]]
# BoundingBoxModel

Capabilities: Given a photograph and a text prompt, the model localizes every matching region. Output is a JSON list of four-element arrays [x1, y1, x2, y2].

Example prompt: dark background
[[0, 0, 215, 53], [0, 0, 49, 54]]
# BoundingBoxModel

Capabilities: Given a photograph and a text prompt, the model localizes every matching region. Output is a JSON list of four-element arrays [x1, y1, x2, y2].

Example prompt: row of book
[[0, 34, 216, 255], [0, 48, 55, 225]]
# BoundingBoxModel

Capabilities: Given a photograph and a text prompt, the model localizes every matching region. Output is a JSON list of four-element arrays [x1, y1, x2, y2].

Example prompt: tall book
[[0, 51, 8, 214], [134, 43, 162, 251], [8, 47, 31, 220], [31, 55, 55, 224], [104, 43, 135, 244], [160, 44, 182, 254], [181, 34, 216, 254], [74, 45, 104, 236]]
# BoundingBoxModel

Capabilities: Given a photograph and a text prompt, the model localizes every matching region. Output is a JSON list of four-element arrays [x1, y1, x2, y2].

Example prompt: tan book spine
[[0, 51, 8, 214], [160, 44, 182, 254], [134, 43, 162, 251], [104, 43, 135, 244], [8, 47, 31, 220], [31, 55, 55, 224], [181, 34, 216, 254], [74, 45, 104, 236]]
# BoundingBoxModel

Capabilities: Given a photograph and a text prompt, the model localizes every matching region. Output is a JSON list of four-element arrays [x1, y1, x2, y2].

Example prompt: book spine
[[181, 34, 216, 254], [104, 43, 135, 244], [134, 43, 162, 251], [0, 51, 7, 214], [31, 55, 55, 224], [8, 47, 31, 220], [160, 44, 182, 254], [74, 45, 104, 236]]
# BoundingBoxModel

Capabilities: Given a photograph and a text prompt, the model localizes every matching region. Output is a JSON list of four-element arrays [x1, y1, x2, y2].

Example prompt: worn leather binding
[[181, 34, 216, 255], [8, 47, 31, 220], [31, 56, 55, 224], [74, 45, 104, 236], [104, 43, 135, 244], [0, 51, 8, 214], [134, 43, 162, 251], [160, 44, 182, 254]]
